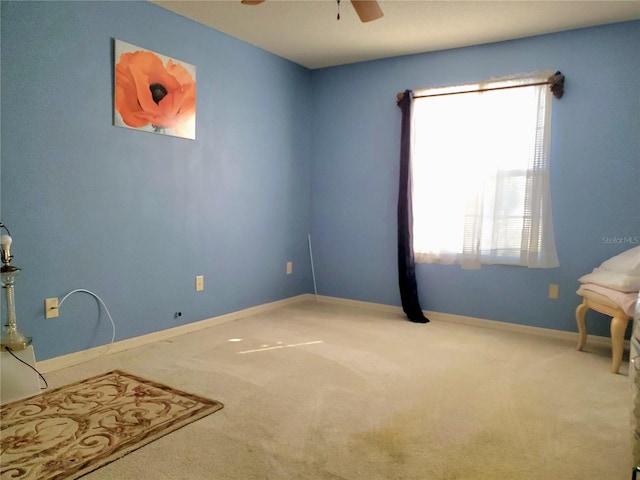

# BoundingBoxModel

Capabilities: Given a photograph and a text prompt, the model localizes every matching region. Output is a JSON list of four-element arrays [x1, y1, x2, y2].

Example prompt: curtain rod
[[396, 71, 565, 105]]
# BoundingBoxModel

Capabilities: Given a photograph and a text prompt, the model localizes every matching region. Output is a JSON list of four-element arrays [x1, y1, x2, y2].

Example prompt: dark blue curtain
[[398, 90, 429, 324]]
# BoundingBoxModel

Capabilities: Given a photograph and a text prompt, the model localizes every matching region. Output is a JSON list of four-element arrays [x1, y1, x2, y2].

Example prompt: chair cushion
[[578, 268, 640, 292], [577, 283, 638, 316]]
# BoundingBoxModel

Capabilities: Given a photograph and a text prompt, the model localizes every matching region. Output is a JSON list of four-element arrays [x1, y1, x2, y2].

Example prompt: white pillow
[[579, 267, 640, 292], [600, 246, 640, 275]]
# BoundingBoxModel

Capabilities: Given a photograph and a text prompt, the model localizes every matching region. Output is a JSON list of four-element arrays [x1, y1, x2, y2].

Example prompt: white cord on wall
[[308, 234, 318, 299], [59, 289, 116, 351]]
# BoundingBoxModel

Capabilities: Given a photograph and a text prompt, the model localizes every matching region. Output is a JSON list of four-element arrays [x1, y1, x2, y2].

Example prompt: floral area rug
[[0, 370, 224, 479]]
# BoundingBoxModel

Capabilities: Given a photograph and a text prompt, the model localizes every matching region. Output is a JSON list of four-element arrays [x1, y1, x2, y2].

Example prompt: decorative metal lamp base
[[1, 264, 30, 352], [0, 331, 32, 352]]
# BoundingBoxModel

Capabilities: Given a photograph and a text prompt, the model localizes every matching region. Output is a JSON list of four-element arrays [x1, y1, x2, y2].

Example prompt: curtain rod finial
[[396, 90, 413, 107], [548, 71, 565, 99]]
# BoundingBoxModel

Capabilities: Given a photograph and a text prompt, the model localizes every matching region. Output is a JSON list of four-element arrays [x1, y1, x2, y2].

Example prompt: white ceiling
[[152, 0, 640, 69]]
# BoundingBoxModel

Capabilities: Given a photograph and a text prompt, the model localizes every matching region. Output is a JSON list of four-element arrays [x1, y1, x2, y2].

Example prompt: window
[[410, 72, 559, 269]]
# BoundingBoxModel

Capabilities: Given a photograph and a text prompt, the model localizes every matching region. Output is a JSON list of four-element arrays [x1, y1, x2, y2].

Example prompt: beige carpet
[[27, 299, 633, 479], [0, 370, 223, 480]]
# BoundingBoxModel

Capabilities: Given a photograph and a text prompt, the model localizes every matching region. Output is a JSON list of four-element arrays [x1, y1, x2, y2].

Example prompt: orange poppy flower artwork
[[114, 40, 196, 139]]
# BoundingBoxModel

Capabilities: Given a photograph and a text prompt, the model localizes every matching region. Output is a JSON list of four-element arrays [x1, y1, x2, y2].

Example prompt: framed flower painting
[[114, 39, 196, 140]]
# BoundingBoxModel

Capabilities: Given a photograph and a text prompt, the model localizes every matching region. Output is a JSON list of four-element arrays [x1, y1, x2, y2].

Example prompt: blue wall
[[309, 21, 640, 335], [1, 1, 313, 360], [1, 1, 638, 362]]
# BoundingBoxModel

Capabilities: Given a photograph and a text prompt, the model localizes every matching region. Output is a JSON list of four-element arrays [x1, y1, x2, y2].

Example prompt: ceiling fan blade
[[241, 0, 265, 4], [350, 0, 383, 23]]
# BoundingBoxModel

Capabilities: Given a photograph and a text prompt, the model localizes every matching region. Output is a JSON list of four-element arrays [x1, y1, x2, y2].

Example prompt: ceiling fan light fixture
[[350, 0, 383, 23]]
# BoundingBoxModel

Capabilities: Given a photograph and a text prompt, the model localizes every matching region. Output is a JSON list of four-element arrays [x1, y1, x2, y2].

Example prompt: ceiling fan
[[240, 0, 384, 23]]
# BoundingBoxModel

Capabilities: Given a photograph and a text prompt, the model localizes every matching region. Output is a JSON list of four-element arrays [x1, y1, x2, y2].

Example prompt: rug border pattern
[[1, 370, 224, 480]]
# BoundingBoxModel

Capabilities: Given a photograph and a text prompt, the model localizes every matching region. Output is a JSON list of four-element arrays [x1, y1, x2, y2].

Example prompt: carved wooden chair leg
[[576, 300, 589, 351], [611, 314, 631, 374]]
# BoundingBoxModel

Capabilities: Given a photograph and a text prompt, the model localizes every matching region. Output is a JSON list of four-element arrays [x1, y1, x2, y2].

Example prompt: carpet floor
[[37, 299, 631, 479]]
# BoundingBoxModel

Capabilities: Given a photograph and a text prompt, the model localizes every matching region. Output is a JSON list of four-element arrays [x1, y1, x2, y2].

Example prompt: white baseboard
[[37, 295, 313, 373], [38, 293, 617, 373], [313, 295, 617, 349]]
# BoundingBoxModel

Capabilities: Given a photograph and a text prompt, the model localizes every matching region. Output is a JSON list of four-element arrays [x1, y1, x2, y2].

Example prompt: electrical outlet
[[548, 284, 559, 299], [45, 297, 59, 319], [195, 275, 204, 292], [286, 261, 293, 275]]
